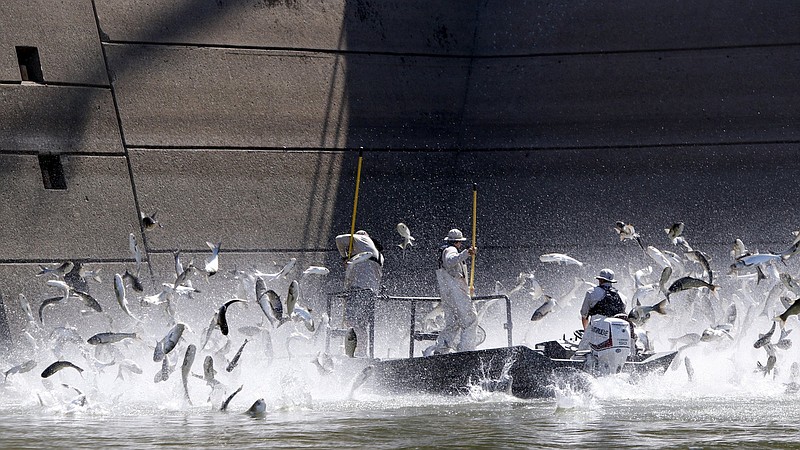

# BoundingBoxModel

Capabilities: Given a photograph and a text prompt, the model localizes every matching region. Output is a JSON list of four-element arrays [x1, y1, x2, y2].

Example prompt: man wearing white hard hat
[[424, 228, 478, 356]]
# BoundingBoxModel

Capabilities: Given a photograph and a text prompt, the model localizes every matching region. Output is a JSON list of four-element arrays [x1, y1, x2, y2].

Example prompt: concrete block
[[0, 1, 108, 85], [0, 85, 124, 153], [476, 0, 800, 55], [128, 149, 347, 250], [0, 154, 142, 261], [463, 46, 799, 148], [108, 45, 469, 148], [95, 0, 478, 55]]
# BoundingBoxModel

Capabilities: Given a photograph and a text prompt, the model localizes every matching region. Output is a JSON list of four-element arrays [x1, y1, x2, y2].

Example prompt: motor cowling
[[585, 316, 632, 375]]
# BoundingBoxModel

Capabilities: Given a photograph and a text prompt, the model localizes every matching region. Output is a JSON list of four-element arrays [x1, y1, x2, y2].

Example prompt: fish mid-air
[[37, 261, 74, 277], [530, 295, 556, 321], [140, 211, 162, 230], [775, 298, 800, 329], [344, 327, 357, 358], [347, 251, 374, 265], [396, 223, 416, 251], [302, 266, 330, 277], [665, 222, 684, 244], [41, 360, 84, 378], [613, 221, 644, 250], [538, 253, 583, 267], [204, 241, 221, 276]]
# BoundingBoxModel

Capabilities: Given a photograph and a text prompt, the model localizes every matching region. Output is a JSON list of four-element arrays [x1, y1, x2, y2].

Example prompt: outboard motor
[[584, 316, 633, 375]]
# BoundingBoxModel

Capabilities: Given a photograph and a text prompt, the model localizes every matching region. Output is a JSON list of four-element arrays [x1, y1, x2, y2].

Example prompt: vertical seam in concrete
[[456, 0, 483, 150], [89, 0, 154, 281]]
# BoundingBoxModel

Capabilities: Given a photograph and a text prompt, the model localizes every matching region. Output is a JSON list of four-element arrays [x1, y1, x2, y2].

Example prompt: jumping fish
[[668, 333, 701, 348], [396, 223, 416, 250], [17, 294, 36, 324], [129, 233, 143, 275], [344, 327, 357, 358], [613, 221, 644, 250], [245, 399, 267, 418], [114, 273, 140, 321], [37, 261, 74, 277], [292, 305, 315, 332], [4, 360, 37, 380], [754, 322, 777, 349], [181, 344, 196, 404], [255, 279, 286, 327], [538, 253, 583, 267], [254, 258, 296, 281], [204, 241, 221, 276], [776, 328, 793, 350], [141, 211, 162, 230], [122, 269, 145, 292], [628, 299, 668, 326], [775, 298, 800, 329], [530, 295, 556, 321], [286, 280, 300, 316], [221, 385, 244, 411], [41, 360, 84, 378], [347, 252, 373, 265], [665, 222, 684, 244], [302, 266, 330, 277], [154, 323, 187, 362], [348, 365, 374, 399], [685, 250, 713, 284], [658, 266, 673, 294], [87, 332, 137, 345], [646, 246, 672, 270], [218, 299, 246, 336], [685, 356, 694, 382], [226, 339, 249, 373], [38, 296, 63, 323], [667, 276, 718, 298]]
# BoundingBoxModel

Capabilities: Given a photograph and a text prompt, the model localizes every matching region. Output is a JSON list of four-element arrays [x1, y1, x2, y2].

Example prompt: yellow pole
[[469, 183, 477, 297], [347, 149, 364, 260]]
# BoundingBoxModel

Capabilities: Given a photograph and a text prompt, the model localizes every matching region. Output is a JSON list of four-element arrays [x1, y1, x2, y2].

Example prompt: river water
[[1, 338, 799, 449]]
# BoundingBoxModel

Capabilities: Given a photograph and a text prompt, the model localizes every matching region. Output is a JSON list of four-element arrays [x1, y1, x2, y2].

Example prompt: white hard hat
[[444, 229, 467, 242], [596, 268, 617, 283]]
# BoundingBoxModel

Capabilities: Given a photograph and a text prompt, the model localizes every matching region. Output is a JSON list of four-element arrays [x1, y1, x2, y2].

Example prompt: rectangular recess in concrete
[[15, 46, 43, 83], [37, 154, 67, 190]]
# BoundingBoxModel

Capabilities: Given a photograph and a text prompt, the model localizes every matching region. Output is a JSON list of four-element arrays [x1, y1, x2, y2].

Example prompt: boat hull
[[368, 345, 676, 399]]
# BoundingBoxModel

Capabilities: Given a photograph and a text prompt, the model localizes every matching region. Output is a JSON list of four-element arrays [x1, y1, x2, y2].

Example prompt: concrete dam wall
[[0, 1, 798, 354]]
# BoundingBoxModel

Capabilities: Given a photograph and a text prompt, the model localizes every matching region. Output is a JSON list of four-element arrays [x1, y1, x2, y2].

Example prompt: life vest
[[588, 285, 625, 318]]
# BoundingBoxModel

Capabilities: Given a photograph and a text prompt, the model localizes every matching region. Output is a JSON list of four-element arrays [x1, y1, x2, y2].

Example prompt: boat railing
[[326, 290, 513, 358]]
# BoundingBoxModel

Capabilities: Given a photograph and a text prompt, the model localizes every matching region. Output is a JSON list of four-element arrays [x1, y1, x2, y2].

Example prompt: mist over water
[[2, 228, 800, 448]]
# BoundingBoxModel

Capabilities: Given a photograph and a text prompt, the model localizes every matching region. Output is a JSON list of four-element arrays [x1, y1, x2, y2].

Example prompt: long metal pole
[[469, 183, 477, 297], [347, 149, 364, 259]]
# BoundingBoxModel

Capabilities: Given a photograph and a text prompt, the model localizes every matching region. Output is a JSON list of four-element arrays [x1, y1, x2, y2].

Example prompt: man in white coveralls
[[425, 228, 478, 356]]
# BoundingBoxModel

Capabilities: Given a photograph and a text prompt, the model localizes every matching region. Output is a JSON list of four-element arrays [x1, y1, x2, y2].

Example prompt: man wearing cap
[[424, 228, 478, 356], [577, 268, 627, 351], [580, 268, 627, 329], [336, 230, 384, 356]]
